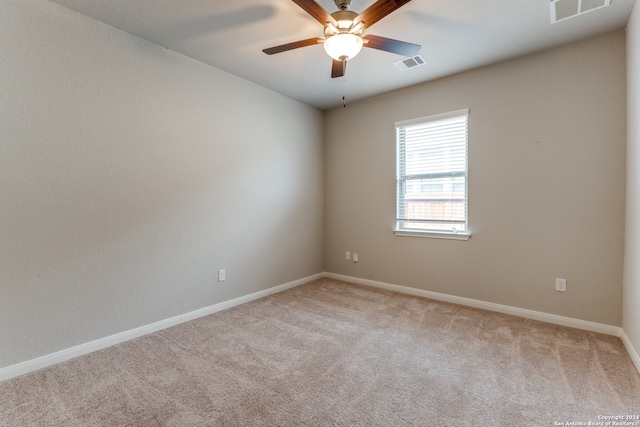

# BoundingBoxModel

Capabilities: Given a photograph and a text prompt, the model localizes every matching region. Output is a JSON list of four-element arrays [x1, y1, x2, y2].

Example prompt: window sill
[[393, 229, 471, 241]]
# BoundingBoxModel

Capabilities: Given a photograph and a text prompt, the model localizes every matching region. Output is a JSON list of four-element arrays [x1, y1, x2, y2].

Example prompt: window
[[395, 109, 470, 240]]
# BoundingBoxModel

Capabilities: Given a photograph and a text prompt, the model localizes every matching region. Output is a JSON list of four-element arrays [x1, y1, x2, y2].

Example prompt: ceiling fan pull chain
[[343, 74, 347, 108]]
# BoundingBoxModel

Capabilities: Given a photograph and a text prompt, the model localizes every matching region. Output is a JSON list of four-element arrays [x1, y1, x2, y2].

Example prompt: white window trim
[[394, 109, 469, 128], [393, 228, 471, 240], [394, 108, 471, 241]]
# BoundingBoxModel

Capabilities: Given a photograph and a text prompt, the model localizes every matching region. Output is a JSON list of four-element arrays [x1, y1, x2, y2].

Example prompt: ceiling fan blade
[[363, 34, 420, 56], [331, 59, 346, 78], [263, 37, 324, 55], [354, 0, 412, 30], [291, 0, 337, 27]]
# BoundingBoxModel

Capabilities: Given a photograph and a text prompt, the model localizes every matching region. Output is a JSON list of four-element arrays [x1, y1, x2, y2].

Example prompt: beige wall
[[1, 0, 633, 373], [325, 30, 627, 326], [624, 2, 640, 361], [0, 0, 324, 369]]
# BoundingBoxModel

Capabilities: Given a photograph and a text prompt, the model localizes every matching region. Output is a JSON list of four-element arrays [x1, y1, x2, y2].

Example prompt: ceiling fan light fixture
[[336, 19, 353, 29], [263, 0, 420, 79], [324, 33, 363, 61]]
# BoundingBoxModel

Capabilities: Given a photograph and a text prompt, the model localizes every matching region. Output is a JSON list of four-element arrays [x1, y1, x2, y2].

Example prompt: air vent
[[394, 54, 426, 71], [550, 0, 611, 23]]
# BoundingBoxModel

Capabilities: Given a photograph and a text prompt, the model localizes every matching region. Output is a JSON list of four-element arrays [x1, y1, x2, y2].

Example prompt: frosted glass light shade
[[323, 33, 363, 61]]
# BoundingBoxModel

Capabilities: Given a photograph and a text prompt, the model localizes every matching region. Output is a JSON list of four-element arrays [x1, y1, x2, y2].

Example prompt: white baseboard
[[0, 273, 323, 383], [325, 273, 623, 337], [3, 271, 637, 383], [332, 272, 639, 375], [621, 330, 640, 374]]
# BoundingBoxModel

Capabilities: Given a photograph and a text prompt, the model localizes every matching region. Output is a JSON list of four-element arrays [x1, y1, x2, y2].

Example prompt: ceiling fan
[[263, 0, 421, 78]]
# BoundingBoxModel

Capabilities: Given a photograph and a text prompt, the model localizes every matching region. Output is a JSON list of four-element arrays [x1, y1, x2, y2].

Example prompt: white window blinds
[[395, 109, 469, 235]]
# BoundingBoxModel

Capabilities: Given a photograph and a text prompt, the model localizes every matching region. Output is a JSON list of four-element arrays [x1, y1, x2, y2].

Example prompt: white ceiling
[[49, 0, 636, 110]]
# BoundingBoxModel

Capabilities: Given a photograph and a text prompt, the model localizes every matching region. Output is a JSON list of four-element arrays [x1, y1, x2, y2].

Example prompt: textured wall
[[624, 2, 640, 361], [0, 0, 324, 369], [325, 30, 627, 326]]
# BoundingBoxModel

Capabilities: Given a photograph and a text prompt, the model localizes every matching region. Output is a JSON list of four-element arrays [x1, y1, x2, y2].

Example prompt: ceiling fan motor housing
[[334, 0, 352, 10], [325, 10, 360, 36]]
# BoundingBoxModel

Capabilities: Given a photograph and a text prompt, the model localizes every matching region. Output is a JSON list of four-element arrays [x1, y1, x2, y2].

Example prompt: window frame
[[394, 109, 471, 241]]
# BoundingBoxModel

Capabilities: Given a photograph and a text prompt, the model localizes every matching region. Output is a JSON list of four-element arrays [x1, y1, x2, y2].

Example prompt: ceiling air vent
[[394, 54, 426, 72], [550, 0, 611, 23]]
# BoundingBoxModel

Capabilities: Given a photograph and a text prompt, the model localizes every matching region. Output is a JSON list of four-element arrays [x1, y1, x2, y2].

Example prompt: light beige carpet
[[2, 277, 640, 426]]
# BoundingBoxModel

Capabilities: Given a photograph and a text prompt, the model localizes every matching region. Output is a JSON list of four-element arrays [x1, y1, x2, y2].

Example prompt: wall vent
[[550, 0, 611, 23], [394, 54, 426, 71]]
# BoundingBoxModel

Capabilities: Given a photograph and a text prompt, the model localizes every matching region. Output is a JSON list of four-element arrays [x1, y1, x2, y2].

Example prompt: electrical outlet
[[218, 269, 226, 282], [555, 278, 566, 292], [345, 251, 351, 261], [353, 253, 359, 263]]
